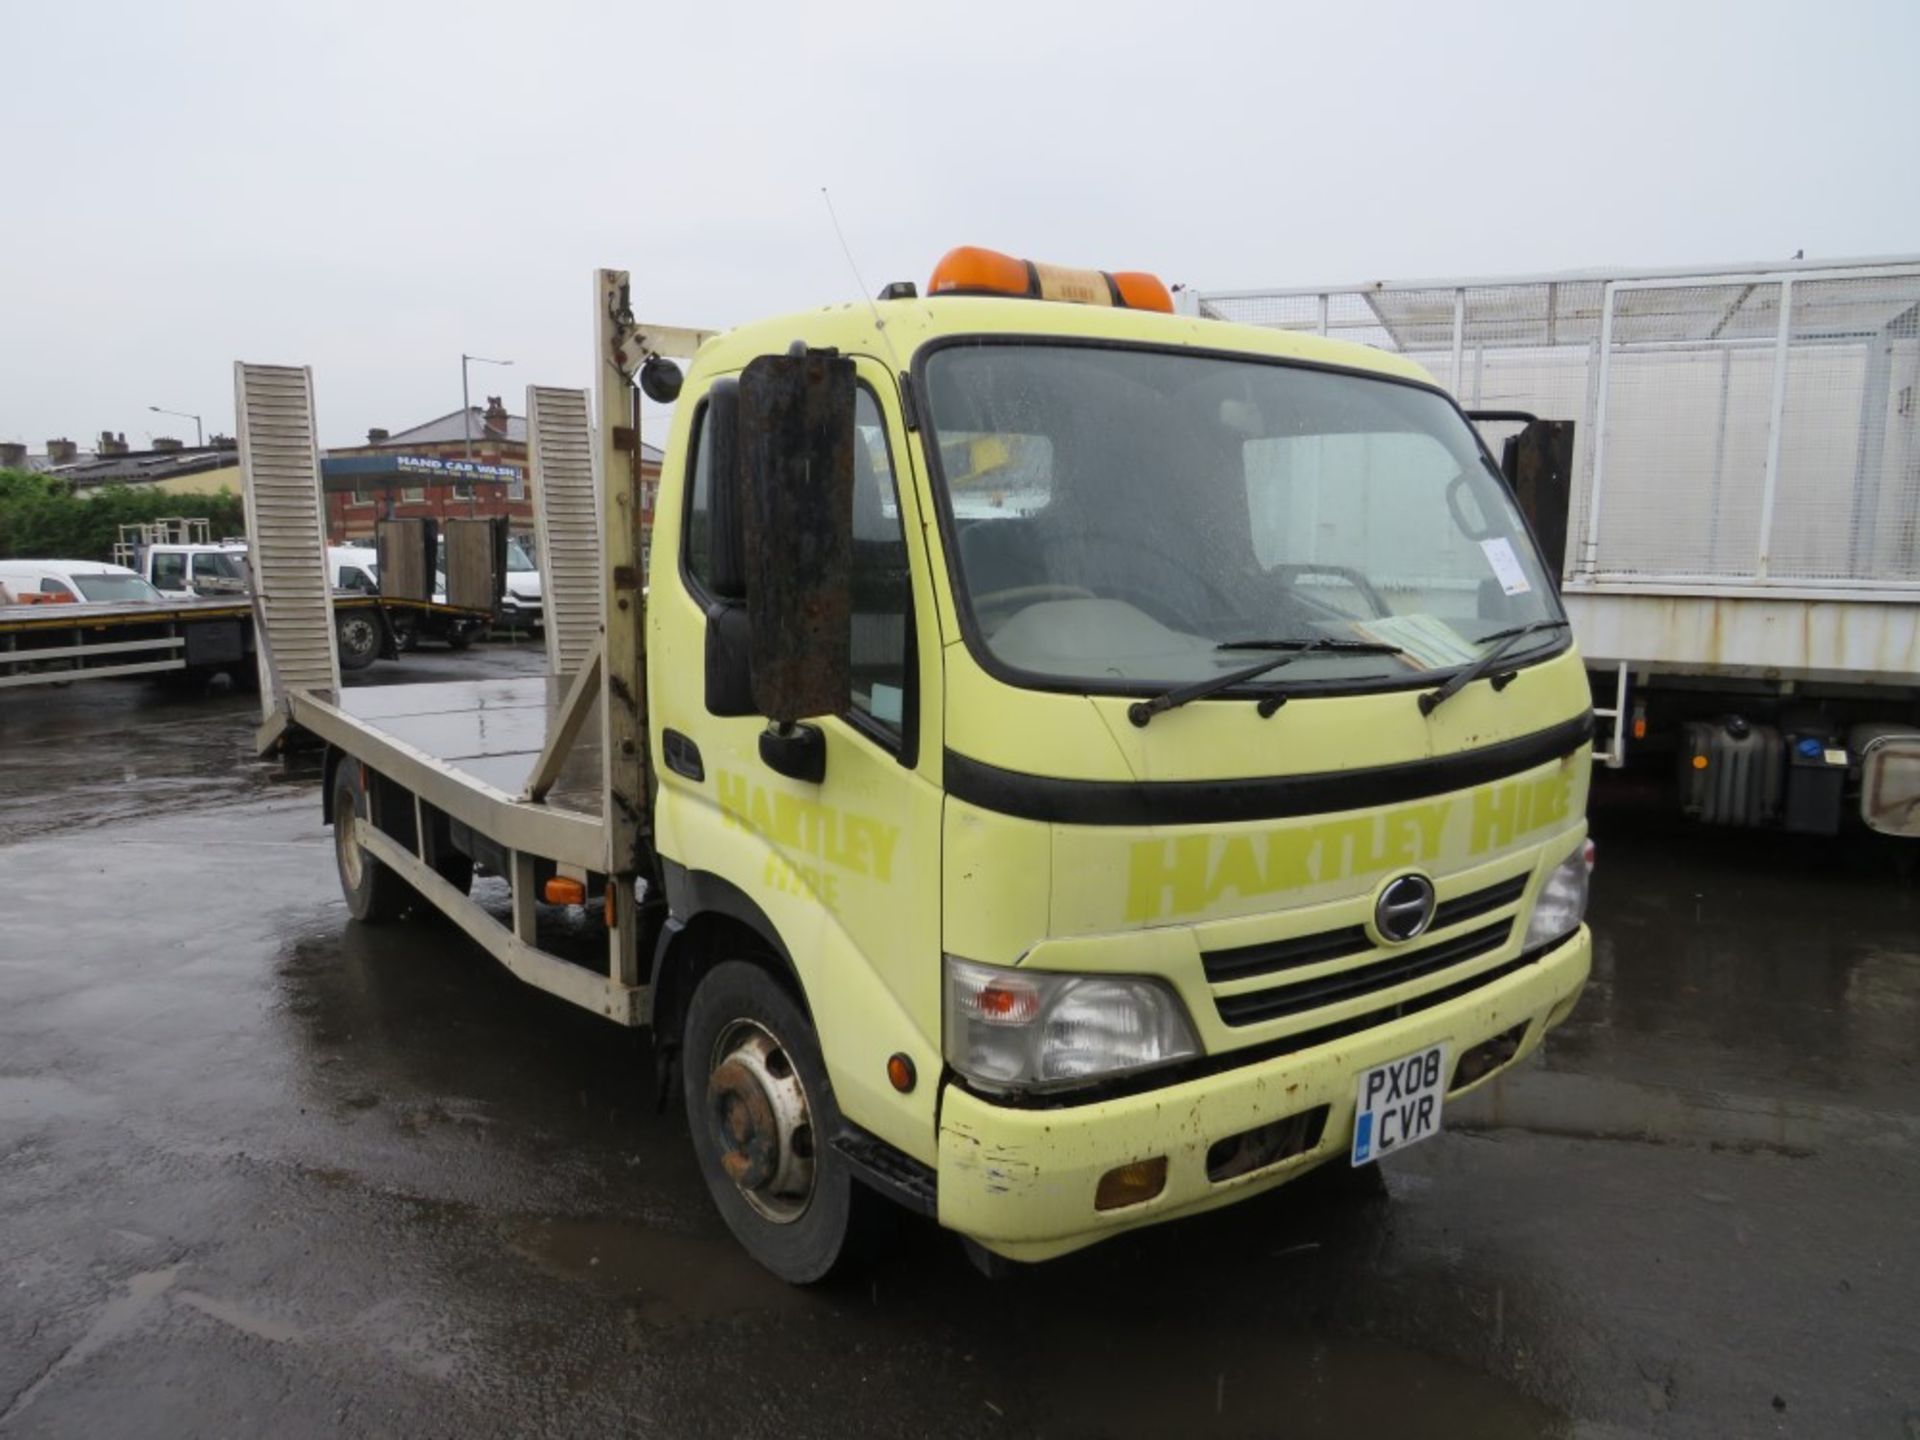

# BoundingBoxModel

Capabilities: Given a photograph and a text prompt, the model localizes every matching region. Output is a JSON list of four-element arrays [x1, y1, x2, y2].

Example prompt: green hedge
[[0, 469, 247, 562]]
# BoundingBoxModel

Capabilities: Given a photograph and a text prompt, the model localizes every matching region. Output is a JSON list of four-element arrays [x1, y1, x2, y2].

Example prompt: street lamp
[[460, 353, 514, 460], [148, 405, 204, 447]]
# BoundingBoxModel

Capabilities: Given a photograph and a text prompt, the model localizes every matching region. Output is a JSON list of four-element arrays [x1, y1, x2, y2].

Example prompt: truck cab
[[646, 249, 1595, 1272]]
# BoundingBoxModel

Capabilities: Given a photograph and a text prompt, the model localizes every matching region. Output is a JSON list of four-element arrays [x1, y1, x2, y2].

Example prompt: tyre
[[332, 762, 408, 922], [682, 961, 855, 1283], [335, 609, 381, 672]]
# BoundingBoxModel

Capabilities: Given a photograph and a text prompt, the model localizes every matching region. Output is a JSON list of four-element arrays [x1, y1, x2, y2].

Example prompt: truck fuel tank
[[1678, 717, 1782, 828]]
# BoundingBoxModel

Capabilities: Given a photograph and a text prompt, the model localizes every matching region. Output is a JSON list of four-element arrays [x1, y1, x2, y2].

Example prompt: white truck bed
[[336, 677, 605, 818]]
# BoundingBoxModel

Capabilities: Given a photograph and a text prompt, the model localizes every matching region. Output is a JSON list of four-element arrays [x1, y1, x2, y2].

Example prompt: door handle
[[663, 728, 705, 782]]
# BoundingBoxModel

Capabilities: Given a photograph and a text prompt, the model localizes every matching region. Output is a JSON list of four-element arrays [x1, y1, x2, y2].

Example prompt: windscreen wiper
[[1128, 637, 1405, 728], [1417, 618, 1570, 717]]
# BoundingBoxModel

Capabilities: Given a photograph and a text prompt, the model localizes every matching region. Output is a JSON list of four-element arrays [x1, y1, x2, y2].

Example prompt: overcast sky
[[4, 0, 1914, 452]]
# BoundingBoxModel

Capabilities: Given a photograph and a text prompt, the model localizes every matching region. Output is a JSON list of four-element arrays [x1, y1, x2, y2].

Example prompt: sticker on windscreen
[[1480, 537, 1533, 596]]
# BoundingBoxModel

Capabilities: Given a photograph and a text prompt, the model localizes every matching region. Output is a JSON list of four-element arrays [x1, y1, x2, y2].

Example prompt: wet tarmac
[[1, 645, 1916, 1438]]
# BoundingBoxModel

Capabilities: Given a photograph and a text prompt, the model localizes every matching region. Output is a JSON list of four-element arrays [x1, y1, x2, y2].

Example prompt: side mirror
[[737, 348, 855, 725]]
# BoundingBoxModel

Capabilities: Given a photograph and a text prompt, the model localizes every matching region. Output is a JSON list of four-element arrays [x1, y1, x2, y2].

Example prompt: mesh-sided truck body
[[1188, 257, 1920, 838]]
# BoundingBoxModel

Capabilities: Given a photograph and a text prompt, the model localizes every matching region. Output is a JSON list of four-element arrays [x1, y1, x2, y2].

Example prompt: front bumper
[[937, 925, 1590, 1262]]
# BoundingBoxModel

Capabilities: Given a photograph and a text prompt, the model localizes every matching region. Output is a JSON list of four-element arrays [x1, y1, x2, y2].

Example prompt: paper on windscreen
[[1480, 538, 1533, 596], [1349, 614, 1483, 671]]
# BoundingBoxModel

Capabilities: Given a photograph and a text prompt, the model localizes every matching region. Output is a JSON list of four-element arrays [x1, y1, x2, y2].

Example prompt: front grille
[[1201, 925, 1370, 984], [1432, 873, 1528, 930], [1216, 919, 1512, 1027], [1201, 870, 1529, 988]]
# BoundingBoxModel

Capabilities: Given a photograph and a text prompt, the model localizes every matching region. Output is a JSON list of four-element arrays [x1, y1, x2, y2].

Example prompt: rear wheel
[[335, 609, 381, 672], [332, 763, 407, 921], [682, 961, 854, 1283]]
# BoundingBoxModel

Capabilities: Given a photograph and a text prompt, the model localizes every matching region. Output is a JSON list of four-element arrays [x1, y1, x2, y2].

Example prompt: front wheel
[[332, 762, 407, 921], [335, 609, 381, 672], [682, 961, 855, 1283]]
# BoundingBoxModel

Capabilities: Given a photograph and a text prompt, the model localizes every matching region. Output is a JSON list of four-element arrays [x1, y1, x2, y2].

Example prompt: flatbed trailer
[[242, 322, 667, 1022], [254, 260, 1599, 1282], [0, 589, 478, 693]]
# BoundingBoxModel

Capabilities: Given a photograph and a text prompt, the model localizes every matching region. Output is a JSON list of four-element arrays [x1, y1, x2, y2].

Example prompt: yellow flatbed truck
[[244, 253, 1594, 1280]]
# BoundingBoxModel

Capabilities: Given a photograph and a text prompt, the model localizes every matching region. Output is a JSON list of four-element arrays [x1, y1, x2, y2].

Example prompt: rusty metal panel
[[738, 351, 856, 724], [444, 517, 504, 612], [375, 518, 436, 601], [1564, 590, 1920, 684], [594, 267, 653, 899]]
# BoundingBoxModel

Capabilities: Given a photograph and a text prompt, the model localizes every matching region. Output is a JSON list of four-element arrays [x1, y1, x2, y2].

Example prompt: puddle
[[174, 1289, 305, 1345], [0, 1264, 183, 1426], [1451, 1066, 1920, 1155], [502, 1213, 808, 1323]]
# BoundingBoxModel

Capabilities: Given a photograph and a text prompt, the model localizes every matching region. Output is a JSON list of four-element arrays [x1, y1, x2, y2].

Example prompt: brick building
[[321, 397, 663, 543]]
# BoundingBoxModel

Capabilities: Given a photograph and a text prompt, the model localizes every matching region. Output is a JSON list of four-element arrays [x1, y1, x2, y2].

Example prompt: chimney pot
[[0, 442, 26, 467], [152, 437, 184, 452], [366, 427, 390, 444], [98, 430, 129, 456], [47, 438, 78, 463]]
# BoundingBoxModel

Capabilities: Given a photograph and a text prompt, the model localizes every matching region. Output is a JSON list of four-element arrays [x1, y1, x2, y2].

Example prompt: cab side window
[[681, 386, 914, 747], [849, 389, 911, 742], [151, 552, 186, 590], [683, 404, 714, 593]]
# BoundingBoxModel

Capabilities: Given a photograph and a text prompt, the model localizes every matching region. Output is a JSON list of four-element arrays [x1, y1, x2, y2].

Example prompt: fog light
[[1094, 1156, 1168, 1211]]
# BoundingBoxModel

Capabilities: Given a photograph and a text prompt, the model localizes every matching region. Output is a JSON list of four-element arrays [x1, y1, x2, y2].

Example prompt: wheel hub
[[706, 1021, 815, 1223]]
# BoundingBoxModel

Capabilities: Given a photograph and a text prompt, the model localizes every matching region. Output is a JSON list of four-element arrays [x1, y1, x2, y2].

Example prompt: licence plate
[[1351, 1042, 1448, 1166]]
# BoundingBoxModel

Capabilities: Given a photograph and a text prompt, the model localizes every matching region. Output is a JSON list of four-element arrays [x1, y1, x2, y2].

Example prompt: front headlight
[[943, 956, 1200, 1095], [1524, 839, 1594, 949]]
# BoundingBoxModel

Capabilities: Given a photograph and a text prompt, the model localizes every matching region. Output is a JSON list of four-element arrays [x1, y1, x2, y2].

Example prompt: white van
[[137, 541, 387, 600], [0, 559, 166, 606]]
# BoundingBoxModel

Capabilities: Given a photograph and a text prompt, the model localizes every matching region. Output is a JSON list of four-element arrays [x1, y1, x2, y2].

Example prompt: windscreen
[[73, 573, 164, 603], [923, 344, 1562, 692]]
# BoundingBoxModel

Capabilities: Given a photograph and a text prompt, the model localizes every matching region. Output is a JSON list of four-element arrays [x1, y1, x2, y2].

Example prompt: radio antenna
[[821, 186, 903, 369]]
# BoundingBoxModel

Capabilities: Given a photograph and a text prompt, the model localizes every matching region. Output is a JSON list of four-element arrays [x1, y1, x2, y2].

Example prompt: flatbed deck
[[335, 676, 604, 819], [0, 596, 253, 633]]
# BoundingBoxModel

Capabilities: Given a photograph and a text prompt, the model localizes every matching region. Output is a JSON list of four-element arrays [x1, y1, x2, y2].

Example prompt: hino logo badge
[[1374, 873, 1437, 944]]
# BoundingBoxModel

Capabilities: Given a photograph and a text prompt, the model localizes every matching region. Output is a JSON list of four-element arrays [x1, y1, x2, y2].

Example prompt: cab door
[[650, 356, 946, 1163]]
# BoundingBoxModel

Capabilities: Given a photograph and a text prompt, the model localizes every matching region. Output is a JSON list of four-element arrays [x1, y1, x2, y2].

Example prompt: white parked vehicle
[[0, 558, 167, 605], [134, 540, 382, 601], [501, 535, 543, 628]]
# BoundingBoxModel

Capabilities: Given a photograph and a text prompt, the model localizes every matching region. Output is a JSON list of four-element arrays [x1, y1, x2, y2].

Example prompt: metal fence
[[1189, 259, 1920, 593]]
